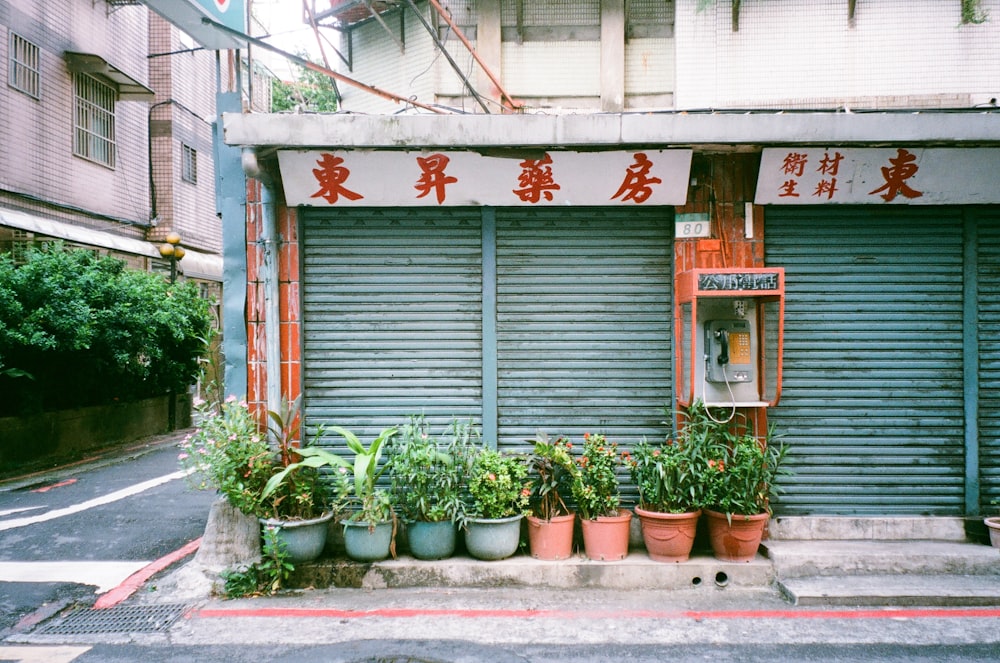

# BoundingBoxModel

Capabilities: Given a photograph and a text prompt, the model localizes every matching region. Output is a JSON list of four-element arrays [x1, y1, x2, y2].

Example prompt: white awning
[[64, 52, 155, 101], [0, 208, 221, 281]]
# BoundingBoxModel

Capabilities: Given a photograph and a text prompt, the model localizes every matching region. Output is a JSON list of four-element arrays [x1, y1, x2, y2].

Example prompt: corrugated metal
[[765, 207, 965, 515], [977, 211, 1000, 509], [301, 208, 483, 442], [495, 207, 673, 471]]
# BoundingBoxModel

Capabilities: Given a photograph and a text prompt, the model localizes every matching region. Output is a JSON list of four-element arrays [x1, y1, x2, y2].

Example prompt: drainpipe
[[241, 149, 282, 428]]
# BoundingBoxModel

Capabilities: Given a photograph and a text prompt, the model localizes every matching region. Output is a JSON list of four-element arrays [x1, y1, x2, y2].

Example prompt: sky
[[249, 0, 329, 79]]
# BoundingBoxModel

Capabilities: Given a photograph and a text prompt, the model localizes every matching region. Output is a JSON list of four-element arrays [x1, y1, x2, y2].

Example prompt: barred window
[[182, 144, 198, 184], [9, 33, 40, 98], [73, 72, 116, 168]]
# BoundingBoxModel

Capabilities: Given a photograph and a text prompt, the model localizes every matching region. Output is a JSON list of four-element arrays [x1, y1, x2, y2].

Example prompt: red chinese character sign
[[278, 149, 692, 207], [756, 148, 1000, 205]]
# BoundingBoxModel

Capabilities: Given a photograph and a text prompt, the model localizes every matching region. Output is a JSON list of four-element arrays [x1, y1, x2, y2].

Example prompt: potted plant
[[985, 500, 1000, 548], [332, 424, 399, 562], [463, 447, 530, 560], [627, 404, 716, 562], [572, 432, 632, 561], [525, 431, 579, 560], [179, 395, 351, 563], [388, 415, 475, 560], [701, 405, 788, 562]]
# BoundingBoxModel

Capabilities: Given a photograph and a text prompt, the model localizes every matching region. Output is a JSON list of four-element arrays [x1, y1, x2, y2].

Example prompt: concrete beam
[[223, 111, 1000, 150]]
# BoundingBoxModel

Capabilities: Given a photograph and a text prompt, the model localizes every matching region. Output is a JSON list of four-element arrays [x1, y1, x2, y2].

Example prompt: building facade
[[222, 0, 1000, 518], [0, 0, 223, 286]]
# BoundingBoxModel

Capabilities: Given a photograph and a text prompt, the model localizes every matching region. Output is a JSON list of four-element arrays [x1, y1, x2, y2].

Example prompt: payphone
[[675, 268, 785, 410]]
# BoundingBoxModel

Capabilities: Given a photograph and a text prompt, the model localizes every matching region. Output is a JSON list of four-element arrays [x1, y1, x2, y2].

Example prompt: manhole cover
[[38, 603, 189, 635]]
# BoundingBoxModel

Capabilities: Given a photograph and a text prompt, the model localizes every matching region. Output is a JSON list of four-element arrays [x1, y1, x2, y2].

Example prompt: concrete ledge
[[289, 552, 775, 592], [769, 516, 969, 542], [763, 540, 1000, 578], [779, 574, 1000, 607]]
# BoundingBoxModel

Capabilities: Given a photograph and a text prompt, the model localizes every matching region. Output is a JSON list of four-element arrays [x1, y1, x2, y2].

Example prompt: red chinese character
[[779, 179, 800, 198], [414, 153, 458, 204], [611, 153, 663, 204], [817, 151, 844, 176], [869, 148, 923, 202], [781, 152, 809, 177], [311, 153, 362, 204], [813, 178, 838, 200], [513, 153, 560, 203]]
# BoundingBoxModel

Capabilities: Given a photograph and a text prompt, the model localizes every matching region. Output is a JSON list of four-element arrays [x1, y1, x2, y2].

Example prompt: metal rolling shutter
[[765, 207, 965, 515], [494, 207, 673, 472], [977, 211, 1000, 509], [301, 208, 483, 442]]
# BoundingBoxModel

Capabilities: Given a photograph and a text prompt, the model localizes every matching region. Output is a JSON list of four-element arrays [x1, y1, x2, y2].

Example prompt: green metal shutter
[[765, 207, 965, 515], [977, 211, 1000, 509], [301, 208, 483, 441], [494, 207, 673, 463]]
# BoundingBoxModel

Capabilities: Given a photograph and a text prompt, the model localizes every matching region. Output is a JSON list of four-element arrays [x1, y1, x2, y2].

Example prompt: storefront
[[223, 111, 1000, 516]]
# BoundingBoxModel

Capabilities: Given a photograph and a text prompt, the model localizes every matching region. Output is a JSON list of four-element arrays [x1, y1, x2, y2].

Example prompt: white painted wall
[[675, 0, 1000, 110]]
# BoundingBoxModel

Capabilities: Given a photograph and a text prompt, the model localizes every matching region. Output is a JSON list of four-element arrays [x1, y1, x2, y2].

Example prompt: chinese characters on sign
[[279, 149, 692, 207], [756, 147, 1000, 205], [698, 272, 781, 292]]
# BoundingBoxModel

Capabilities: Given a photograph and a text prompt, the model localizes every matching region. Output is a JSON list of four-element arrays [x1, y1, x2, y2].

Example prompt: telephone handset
[[705, 319, 754, 384]]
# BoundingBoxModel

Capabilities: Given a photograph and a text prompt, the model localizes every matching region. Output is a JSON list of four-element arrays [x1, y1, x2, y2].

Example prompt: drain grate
[[38, 603, 189, 635]]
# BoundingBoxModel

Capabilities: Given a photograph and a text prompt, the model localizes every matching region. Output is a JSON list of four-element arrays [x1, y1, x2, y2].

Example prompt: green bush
[[0, 245, 212, 415]]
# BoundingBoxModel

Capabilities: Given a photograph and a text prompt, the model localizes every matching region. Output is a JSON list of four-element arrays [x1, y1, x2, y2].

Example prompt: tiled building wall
[[676, 0, 1000, 110], [0, 1, 151, 229], [148, 14, 221, 253], [246, 180, 303, 421]]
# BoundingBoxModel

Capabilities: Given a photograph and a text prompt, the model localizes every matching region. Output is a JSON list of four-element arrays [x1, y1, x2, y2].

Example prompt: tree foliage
[[271, 57, 339, 113], [0, 245, 212, 416]]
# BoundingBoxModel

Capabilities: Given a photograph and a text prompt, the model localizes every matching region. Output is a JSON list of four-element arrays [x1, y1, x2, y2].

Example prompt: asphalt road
[[0, 433, 213, 636]]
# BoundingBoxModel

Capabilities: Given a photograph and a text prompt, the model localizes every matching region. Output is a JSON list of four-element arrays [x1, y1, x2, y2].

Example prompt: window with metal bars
[[182, 144, 198, 183], [73, 73, 116, 168], [9, 33, 40, 98]]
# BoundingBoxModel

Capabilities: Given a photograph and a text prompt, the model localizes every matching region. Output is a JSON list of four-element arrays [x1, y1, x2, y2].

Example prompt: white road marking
[[0, 561, 150, 594], [0, 506, 45, 518], [0, 646, 91, 662], [0, 469, 193, 532]]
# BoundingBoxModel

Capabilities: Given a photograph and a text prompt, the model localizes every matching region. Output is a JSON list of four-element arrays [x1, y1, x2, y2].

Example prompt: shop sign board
[[277, 149, 692, 207], [756, 147, 1000, 205]]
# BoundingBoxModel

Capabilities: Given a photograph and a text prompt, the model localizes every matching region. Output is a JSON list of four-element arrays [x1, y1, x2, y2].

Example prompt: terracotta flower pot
[[704, 508, 769, 562], [634, 506, 701, 562], [580, 509, 632, 561], [527, 513, 575, 560]]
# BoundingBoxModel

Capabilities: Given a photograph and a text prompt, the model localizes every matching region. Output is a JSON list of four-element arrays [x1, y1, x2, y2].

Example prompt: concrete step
[[762, 539, 1000, 578], [778, 574, 1000, 607], [289, 551, 775, 592]]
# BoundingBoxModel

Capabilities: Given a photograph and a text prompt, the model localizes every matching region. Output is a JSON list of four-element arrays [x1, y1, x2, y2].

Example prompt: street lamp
[[158, 232, 185, 431], [158, 231, 186, 283]]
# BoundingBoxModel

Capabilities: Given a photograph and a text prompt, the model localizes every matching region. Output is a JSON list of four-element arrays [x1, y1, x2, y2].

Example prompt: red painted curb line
[[190, 606, 1000, 621], [93, 537, 202, 610]]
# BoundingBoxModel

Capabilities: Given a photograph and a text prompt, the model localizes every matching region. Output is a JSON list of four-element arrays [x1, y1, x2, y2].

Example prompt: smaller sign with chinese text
[[277, 149, 692, 207], [755, 148, 1000, 205]]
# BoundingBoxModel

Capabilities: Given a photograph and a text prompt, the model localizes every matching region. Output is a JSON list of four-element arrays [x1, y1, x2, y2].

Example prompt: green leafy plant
[[467, 448, 530, 519], [260, 396, 352, 520], [526, 431, 578, 521], [221, 526, 294, 597], [0, 244, 211, 416], [180, 394, 350, 521], [330, 425, 399, 526], [179, 395, 274, 518], [572, 432, 625, 520], [388, 415, 475, 525], [627, 403, 720, 513], [702, 418, 788, 517]]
